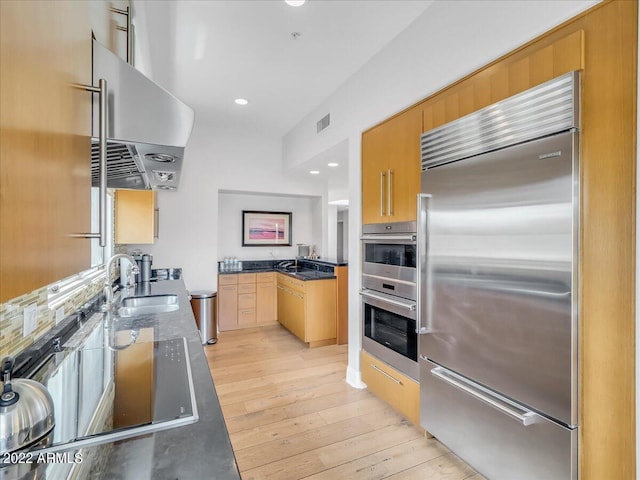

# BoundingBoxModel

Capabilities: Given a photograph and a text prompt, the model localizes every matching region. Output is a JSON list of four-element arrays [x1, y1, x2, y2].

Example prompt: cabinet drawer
[[219, 275, 238, 285], [238, 293, 256, 309], [257, 272, 275, 283], [238, 273, 256, 284], [278, 274, 305, 292], [361, 350, 419, 424], [218, 284, 238, 294], [238, 308, 256, 324], [238, 283, 256, 294]]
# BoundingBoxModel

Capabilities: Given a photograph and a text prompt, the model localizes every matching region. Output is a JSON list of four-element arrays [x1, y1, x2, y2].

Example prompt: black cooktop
[[24, 327, 198, 454]]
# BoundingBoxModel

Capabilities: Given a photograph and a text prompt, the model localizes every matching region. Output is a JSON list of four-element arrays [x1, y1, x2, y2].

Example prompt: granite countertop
[[219, 258, 347, 281], [78, 280, 240, 480]]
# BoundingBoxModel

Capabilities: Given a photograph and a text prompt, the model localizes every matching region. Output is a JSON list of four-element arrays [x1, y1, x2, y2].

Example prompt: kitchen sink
[[118, 294, 179, 317]]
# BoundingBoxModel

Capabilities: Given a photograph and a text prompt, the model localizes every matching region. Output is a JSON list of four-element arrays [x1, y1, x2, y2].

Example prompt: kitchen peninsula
[[217, 259, 348, 346]]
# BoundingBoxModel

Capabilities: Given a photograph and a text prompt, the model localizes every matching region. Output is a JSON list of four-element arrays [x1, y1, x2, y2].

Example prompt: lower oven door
[[360, 289, 418, 380]]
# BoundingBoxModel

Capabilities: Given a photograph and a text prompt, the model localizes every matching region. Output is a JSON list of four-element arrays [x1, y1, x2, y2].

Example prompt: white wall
[[217, 192, 319, 261], [282, 0, 599, 387], [129, 123, 326, 292]]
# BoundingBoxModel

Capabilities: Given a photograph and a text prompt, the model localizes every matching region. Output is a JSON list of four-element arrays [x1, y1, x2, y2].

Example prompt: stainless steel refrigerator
[[418, 72, 579, 480]]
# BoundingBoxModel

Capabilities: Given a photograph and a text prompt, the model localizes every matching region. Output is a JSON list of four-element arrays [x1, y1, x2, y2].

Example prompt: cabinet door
[[277, 284, 288, 328], [217, 284, 238, 331], [362, 123, 389, 224], [305, 279, 337, 343], [0, 1, 92, 303], [288, 291, 306, 341], [361, 106, 422, 225], [114, 190, 156, 244], [257, 282, 276, 323], [386, 107, 422, 223]]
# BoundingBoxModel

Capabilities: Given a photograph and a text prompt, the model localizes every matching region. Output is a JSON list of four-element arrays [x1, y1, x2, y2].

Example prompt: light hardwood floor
[[205, 324, 482, 480]]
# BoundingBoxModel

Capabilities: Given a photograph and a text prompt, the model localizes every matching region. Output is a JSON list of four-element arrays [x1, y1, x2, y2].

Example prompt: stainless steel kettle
[[0, 357, 55, 454]]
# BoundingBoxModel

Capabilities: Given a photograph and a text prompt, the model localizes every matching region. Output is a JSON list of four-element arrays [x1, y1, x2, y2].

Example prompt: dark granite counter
[[96, 279, 241, 480], [3, 280, 240, 480], [218, 259, 346, 281]]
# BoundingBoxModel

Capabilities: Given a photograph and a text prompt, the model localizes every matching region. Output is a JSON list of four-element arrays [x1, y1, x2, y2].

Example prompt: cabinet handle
[[370, 364, 402, 385], [71, 79, 107, 246], [387, 169, 393, 216], [110, 6, 134, 65], [380, 171, 386, 216], [154, 208, 159, 239]]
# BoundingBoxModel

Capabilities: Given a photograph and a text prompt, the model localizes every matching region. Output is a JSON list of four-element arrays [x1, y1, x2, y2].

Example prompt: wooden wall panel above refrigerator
[[361, 106, 422, 225]]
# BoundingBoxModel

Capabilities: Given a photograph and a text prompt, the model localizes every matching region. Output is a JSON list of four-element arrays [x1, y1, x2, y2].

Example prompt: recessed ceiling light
[[285, 0, 306, 6], [309, 170, 320, 175], [327, 162, 339, 167], [235, 98, 248, 105]]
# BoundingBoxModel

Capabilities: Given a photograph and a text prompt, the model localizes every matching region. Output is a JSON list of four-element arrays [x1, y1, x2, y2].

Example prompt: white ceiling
[[163, 0, 432, 136], [135, 0, 432, 196]]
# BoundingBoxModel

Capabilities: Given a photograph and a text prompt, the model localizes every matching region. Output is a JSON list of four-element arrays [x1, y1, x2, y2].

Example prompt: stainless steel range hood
[[91, 40, 194, 190]]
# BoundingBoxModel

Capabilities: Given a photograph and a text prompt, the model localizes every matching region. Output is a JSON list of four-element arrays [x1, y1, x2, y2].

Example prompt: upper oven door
[[361, 235, 417, 283]]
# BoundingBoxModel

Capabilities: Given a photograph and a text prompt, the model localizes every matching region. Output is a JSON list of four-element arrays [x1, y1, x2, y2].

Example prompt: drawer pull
[[370, 364, 402, 385]]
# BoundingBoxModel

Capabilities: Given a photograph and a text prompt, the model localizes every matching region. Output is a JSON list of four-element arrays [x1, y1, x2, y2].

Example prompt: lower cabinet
[[276, 273, 337, 347], [361, 350, 420, 425], [218, 272, 277, 331], [256, 272, 277, 322]]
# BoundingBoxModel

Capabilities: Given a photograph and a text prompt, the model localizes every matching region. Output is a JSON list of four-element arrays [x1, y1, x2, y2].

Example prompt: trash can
[[190, 291, 217, 345]]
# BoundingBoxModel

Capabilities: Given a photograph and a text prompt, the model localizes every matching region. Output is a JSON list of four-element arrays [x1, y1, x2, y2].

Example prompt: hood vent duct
[[91, 40, 194, 190]]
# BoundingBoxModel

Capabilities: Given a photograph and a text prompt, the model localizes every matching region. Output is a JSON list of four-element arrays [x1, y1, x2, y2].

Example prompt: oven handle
[[359, 290, 416, 311], [360, 234, 416, 242]]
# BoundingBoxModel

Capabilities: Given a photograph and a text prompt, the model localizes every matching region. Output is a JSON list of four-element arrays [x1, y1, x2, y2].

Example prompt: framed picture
[[242, 210, 292, 247]]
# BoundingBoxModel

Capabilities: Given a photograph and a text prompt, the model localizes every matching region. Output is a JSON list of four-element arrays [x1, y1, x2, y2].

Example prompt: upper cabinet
[[115, 190, 156, 244], [361, 106, 422, 224], [0, 1, 92, 303]]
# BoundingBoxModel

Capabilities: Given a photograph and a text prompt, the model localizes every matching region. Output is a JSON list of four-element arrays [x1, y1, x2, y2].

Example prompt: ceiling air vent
[[316, 113, 330, 133]]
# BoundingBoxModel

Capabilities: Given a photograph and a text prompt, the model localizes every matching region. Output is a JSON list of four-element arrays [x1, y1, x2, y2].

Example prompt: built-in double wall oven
[[361, 222, 418, 380]]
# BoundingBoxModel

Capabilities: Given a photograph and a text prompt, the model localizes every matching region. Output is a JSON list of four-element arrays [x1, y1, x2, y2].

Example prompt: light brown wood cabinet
[[218, 272, 277, 331], [361, 350, 419, 425], [256, 272, 277, 323], [276, 273, 337, 348], [361, 106, 422, 225], [114, 190, 156, 244], [0, 1, 92, 303]]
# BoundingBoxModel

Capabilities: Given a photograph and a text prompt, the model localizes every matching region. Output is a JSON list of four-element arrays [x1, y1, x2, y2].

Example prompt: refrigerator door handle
[[416, 193, 432, 334], [430, 365, 540, 427]]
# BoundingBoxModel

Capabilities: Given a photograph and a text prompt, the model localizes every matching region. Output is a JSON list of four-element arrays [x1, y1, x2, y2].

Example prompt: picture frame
[[242, 210, 292, 247]]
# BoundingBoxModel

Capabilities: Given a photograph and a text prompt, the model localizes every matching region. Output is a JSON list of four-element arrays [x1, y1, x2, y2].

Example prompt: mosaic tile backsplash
[[0, 276, 105, 359]]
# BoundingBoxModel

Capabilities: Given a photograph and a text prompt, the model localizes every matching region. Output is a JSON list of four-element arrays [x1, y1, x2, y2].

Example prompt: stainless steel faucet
[[103, 254, 139, 310]]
